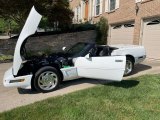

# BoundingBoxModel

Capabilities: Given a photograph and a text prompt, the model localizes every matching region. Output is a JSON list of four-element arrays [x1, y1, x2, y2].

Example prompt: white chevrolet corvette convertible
[[3, 7, 146, 93]]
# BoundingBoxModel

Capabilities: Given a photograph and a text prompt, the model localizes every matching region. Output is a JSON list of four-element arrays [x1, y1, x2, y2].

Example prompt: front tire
[[124, 57, 134, 76], [34, 66, 61, 93]]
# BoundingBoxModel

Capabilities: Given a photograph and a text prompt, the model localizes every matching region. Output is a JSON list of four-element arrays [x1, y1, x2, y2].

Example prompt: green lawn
[[1, 75, 160, 120]]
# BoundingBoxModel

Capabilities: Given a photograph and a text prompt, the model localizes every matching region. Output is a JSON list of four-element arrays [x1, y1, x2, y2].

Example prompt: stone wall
[[0, 30, 96, 55]]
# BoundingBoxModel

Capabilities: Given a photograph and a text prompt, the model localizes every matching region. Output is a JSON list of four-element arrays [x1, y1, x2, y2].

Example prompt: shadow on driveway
[[17, 64, 149, 94], [17, 78, 109, 94], [17, 88, 39, 94], [130, 64, 152, 75], [17, 78, 139, 94]]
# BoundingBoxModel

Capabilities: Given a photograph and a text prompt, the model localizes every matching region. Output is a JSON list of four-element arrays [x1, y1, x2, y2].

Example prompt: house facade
[[70, 0, 160, 60]]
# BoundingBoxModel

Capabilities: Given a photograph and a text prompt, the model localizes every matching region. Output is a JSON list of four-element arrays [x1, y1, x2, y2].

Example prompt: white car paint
[[75, 56, 126, 81], [3, 6, 126, 89], [110, 44, 146, 64], [61, 56, 126, 82], [3, 6, 41, 88], [3, 67, 32, 88], [13, 6, 42, 75], [61, 67, 79, 81]]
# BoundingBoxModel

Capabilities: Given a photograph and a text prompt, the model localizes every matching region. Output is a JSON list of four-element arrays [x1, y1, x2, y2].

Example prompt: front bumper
[[3, 67, 33, 89]]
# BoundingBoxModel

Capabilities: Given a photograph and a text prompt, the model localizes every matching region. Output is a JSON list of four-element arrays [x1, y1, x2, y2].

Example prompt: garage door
[[110, 23, 134, 45], [142, 19, 160, 60]]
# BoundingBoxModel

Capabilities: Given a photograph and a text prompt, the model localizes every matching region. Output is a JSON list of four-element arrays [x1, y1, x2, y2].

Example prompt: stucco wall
[[0, 30, 96, 55]]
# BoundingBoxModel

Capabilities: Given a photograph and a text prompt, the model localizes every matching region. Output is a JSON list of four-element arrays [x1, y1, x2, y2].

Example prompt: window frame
[[105, 0, 119, 13]]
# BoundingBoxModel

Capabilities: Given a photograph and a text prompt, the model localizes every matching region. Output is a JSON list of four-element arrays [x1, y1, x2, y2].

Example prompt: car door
[[75, 56, 126, 81]]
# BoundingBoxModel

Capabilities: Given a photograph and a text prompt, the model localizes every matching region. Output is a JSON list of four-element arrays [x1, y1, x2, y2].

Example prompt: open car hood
[[13, 6, 42, 75]]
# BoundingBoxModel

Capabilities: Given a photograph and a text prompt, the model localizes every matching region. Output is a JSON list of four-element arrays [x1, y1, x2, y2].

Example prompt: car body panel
[[110, 44, 146, 64], [61, 56, 126, 81], [3, 67, 32, 88], [13, 6, 42, 75], [75, 56, 126, 81], [60, 67, 80, 81]]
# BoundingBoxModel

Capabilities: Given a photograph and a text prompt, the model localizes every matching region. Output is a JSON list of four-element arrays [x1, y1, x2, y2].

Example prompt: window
[[74, 5, 81, 23], [77, 5, 81, 22], [109, 0, 116, 11], [113, 23, 134, 29], [147, 20, 160, 25], [76, 7, 79, 22], [105, 0, 119, 12], [113, 25, 122, 29], [96, 0, 100, 15], [124, 24, 135, 28]]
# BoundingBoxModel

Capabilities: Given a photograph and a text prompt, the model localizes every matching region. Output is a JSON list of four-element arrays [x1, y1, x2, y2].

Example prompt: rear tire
[[34, 66, 61, 93], [124, 57, 134, 76]]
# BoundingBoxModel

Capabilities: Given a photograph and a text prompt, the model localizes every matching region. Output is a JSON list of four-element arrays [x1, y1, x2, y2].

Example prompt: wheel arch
[[126, 55, 135, 64], [31, 63, 64, 89]]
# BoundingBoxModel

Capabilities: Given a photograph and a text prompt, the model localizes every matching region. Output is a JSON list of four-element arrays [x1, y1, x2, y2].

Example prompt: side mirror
[[85, 53, 91, 59], [62, 47, 66, 51]]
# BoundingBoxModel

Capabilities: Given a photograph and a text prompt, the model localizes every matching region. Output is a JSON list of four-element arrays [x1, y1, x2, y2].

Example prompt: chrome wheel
[[38, 71, 58, 91], [124, 60, 133, 75]]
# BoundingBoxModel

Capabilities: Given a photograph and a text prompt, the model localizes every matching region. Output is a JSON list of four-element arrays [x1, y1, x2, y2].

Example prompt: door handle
[[115, 60, 123, 62]]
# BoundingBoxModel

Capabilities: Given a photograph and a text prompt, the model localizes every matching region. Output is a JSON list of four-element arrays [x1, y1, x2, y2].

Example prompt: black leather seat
[[99, 47, 110, 56]]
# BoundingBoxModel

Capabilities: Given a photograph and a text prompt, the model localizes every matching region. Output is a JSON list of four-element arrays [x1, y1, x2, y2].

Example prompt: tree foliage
[[0, 0, 74, 29], [96, 17, 109, 45]]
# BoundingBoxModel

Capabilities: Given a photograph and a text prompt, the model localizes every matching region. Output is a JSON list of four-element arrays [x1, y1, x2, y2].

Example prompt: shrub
[[96, 17, 109, 45], [0, 18, 21, 34], [0, 55, 13, 61], [70, 22, 96, 32]]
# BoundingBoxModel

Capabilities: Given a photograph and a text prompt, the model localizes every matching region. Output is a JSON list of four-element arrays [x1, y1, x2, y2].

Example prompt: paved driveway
[[0, 60, 160, 112]]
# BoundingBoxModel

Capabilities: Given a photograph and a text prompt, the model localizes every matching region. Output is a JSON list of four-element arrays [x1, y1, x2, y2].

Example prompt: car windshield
[[66, 43, 88, 56]]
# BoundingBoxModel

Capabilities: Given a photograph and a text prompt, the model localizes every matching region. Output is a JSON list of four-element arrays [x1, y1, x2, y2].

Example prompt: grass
[[0, 55, 13, 61], [1, 74, 160, 120]]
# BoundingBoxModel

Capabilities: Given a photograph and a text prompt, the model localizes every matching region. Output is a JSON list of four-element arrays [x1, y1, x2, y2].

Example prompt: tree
[[0, 0, 34, 27], [46, 0, 74, 31], [0, 0, 73, 29], [96, 17, 109, 45]]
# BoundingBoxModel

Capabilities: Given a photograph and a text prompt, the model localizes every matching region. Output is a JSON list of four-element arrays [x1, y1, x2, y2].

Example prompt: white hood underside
[[13, 6, 42, 75]]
